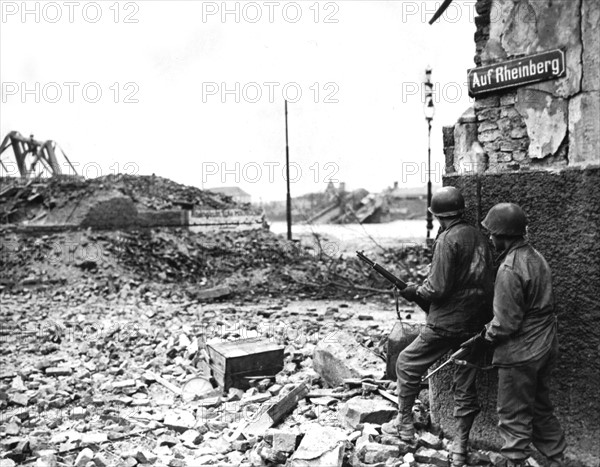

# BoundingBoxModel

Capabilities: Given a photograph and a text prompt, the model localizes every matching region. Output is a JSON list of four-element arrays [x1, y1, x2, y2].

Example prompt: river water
[[268, 219, 440, 254]]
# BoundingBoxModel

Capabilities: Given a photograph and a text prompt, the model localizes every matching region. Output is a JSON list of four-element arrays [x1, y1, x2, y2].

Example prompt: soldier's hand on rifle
[[465, 329, 493, 360], [399, 283, 419, 302]]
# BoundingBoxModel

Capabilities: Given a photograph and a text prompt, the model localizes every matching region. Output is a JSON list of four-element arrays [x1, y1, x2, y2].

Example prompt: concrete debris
[[313, 331, 386, 387], [74, 447, 94, 467], [358, 442, 401, 464], [271, 430, 300, 452], [414, 446, 450, 467], [417, 431, 442, 450], [289, 425, 346, 467], [196, 285, 232, 301], [339, 396, 397, 429]]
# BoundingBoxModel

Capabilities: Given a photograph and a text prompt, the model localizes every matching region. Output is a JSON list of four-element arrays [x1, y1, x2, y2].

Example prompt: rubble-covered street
[[0, 175, 515, 467], [1, 290, 516, 467]]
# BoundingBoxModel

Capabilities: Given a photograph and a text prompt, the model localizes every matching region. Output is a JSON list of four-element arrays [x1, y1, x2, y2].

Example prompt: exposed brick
[[496, 117, 512, 132], [474, 96, 500, 110], [479, 122, 498, 132], [500, 94, 517, 106], [479, 130, 501, 143], [513, 151, 527, 162], [510, 127, 528, 139], [477, 108, 501, 122], [499, 140, 521, 152]]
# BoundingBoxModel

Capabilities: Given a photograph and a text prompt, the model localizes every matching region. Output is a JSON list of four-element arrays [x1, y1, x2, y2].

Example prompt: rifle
[[356, 251, 430, 313], [423, 331, 492, 380]]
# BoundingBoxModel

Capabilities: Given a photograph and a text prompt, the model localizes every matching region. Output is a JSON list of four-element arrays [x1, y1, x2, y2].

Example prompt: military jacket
[[485, 240, 557, 366], [417, 219, 494, 335]]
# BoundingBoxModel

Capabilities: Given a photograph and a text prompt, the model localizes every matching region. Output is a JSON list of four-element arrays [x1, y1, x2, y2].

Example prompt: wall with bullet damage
[[434, 0, 600, 465]]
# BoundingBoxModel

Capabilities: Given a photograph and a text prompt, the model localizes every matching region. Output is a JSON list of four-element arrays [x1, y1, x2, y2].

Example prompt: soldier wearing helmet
[[383, 187, 494, 467], [481, 203, 566, 467]]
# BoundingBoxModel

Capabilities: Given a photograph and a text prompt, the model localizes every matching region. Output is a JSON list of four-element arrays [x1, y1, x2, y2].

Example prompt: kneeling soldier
[[383, 187, 494, 467]]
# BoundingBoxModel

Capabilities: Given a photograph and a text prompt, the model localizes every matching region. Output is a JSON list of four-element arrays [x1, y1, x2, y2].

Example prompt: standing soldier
[[481, 203, 566, 467], [383, 187, 494, 467]]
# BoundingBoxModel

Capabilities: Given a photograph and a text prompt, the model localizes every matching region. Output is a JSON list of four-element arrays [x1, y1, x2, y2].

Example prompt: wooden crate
[[207, 338, 284, 391]]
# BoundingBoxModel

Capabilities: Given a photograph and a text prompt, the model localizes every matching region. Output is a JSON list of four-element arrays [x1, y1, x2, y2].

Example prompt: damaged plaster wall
[[436, 0, 600, 465], [447, 0, 599, 172]]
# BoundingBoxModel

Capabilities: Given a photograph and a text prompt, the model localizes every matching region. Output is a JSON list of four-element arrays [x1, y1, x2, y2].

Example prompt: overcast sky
[[1, 1, 477, 201]]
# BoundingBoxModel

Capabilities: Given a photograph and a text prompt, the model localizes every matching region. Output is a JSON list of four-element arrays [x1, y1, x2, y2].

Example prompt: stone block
[[163, 410, 196, 433], [339, 396, 397, 429], [499, 140, 521, 152], [158, 435, 179, 447], [496, 117, 512, 132], [359, 442, 400, 464], [378, 435, 415, 454], [500, 94, 516, 106], [71, 407, 87, 420], [180, 429, 202, 446], [313, 332, 384, 387], [417, 432, 442, 450], [510, 126, 528, 139], [479, 121, 498, 132], [45, 367, 72, 377], [81, 432, 107, 445], [271, 430, 299, 452], [477, 108, 501, 122], [414, 447, 449, 467], [474, 96, 500, 110], [479, 129, 501, 143], [513, 151, 527, 162], [74, 448, 94, 467], [135, 449, 157, 464], [9, 394, 28, 407], [93, 453, 110, 467], [500, 106, 520, 119], [289, 425, 345, 467]]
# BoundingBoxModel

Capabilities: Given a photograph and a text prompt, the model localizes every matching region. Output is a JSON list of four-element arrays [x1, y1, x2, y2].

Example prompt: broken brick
[[339, 396, 396, 429], [271, 430, 299, 452], [359, 442, 401, 464], [414, 447, 450, 467], [74, 447, 94, 467]]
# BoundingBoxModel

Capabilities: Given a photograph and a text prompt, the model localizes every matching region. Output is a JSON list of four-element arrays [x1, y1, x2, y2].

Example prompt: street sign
[[467, 49, 566, 97]]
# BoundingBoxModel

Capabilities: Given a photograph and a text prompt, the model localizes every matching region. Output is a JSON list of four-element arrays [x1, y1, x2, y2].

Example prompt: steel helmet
[[429, 187, 465, 217], [481, 203, 528, 236]]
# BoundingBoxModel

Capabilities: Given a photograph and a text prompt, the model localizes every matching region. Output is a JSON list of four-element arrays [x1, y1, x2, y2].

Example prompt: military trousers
[[496, 341, 566, 461], [396, 325, 481, 417]]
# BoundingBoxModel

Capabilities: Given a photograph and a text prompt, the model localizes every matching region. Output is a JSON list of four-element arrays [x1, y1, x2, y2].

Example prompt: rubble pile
[[0, 175, 244, 225], [0, 296, 510, 467], [0, 226, 430, 301]]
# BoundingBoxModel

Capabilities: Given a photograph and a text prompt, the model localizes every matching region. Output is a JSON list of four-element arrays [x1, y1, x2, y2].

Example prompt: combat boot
[[381, 397, 416, 442], [449, 413, 476, 467]]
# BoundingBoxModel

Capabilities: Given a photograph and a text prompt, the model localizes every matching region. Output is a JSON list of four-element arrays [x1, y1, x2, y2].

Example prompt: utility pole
[[285, 100, 292, 241], [423, 66, 435, 244]]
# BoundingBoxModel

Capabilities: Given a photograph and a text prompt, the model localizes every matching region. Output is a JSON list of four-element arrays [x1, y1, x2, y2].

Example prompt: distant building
[[385, 181, 426, 200], [207, 187, 251, 204]]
